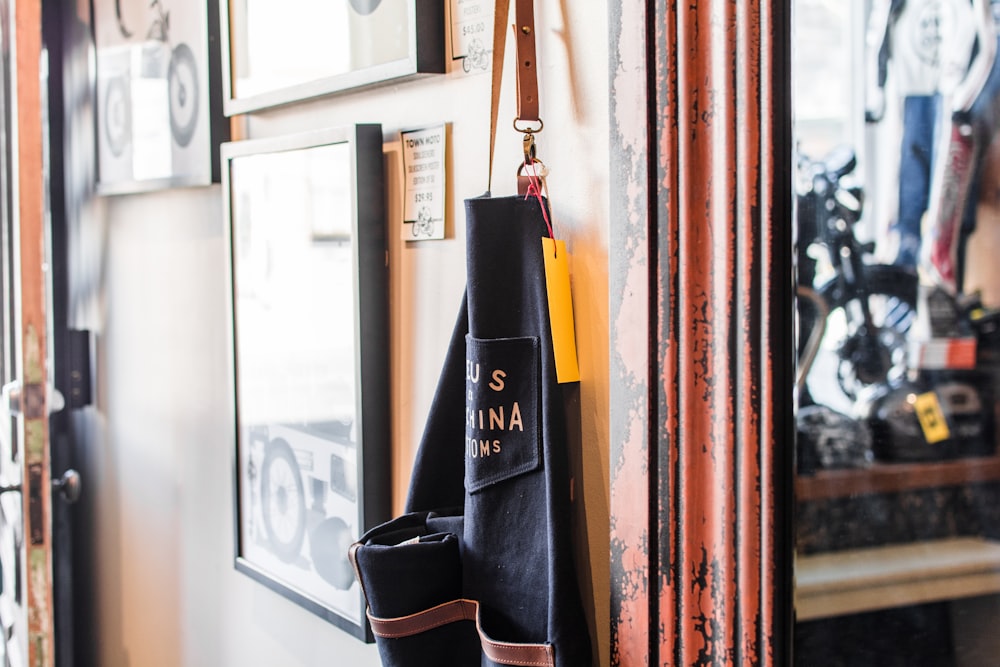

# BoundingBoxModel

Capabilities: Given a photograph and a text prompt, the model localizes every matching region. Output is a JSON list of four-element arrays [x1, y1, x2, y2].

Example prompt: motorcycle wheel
[[260, 439, 306, 563], [810, 264, 918, 402]]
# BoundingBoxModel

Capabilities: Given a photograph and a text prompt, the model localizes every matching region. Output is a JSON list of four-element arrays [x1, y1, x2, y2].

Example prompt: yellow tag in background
[[914, 391, 950, 444], [542, 238, 580, 383]]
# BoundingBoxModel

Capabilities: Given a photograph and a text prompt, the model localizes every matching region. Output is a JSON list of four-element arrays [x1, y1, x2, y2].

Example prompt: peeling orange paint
[[611, 0, 791, 664]]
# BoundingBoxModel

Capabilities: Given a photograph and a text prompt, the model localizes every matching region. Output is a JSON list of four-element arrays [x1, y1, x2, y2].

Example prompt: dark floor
[[795, 602, 955, 667]]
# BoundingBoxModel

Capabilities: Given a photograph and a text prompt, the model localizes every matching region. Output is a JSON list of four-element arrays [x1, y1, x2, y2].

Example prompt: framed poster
[[93, 0, 229, 194], [223, 125, 390, 640], [220, 0, 445, 115]]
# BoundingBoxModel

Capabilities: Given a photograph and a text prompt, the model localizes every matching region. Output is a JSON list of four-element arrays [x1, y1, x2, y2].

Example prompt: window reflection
[[232, 0, 411, 99], [794, 0, 1000, 664]]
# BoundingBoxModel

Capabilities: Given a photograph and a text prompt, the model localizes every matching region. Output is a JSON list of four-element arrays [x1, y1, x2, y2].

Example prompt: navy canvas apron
[[349, 193, 592, 666]]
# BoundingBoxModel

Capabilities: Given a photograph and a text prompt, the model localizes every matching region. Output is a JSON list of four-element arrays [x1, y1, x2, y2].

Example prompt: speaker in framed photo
[[93, 0, 229, 194]]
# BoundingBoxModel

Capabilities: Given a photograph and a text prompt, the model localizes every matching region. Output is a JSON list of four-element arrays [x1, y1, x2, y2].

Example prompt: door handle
[[52, 469, 81, 504], [0, 468, 81, 504], [2, 380, 66, 417], [1, 380, 17, 416]]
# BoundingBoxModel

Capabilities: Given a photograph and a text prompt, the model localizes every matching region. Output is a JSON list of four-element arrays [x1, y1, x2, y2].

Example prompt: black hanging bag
[[349, 2, 591, 663], [350, 193, 591, 666]]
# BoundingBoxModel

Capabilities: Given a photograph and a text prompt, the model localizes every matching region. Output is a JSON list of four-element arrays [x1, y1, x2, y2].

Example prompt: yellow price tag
[[913, 391, 950, 444], [542, 238, 580, 384]]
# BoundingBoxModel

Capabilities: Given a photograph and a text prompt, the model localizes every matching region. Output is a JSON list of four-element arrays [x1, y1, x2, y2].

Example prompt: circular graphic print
[[911, 1, 946, 66], [104, 76, 131, 157], [167, 43, 200, 147]]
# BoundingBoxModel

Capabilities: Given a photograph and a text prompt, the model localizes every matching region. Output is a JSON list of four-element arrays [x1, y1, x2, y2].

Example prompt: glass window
[[794, 0, 1000, 663]]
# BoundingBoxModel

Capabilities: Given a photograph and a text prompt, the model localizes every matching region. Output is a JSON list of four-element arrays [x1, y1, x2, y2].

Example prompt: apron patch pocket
[[464, 335, 542, 493]]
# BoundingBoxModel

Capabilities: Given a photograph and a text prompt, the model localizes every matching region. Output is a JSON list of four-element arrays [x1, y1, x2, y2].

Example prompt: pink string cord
[[522, 158, 555, 243]]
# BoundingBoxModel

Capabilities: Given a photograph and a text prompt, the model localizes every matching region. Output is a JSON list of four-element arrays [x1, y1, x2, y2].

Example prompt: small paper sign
[[450, 0, 492, 73], [914, 391, 950, 444], [401, 125, 446, 241]]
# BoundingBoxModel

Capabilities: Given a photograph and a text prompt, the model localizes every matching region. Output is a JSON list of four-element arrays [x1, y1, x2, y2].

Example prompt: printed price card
[[542, 238, 580, 383], [450, 0, 492, 72], [914, 391, 950, 444], [401, 125, 446, 241]]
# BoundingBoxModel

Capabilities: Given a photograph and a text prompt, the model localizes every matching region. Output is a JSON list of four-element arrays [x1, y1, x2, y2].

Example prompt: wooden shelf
[[796, 455, 1000, 502], [796, 537, 1000, 620]]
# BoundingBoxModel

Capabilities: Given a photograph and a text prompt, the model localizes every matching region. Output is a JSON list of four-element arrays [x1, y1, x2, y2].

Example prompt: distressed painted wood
[[610, 0, 794, 664], [15, 0, 55, 664], [609, 0, 652, 663]]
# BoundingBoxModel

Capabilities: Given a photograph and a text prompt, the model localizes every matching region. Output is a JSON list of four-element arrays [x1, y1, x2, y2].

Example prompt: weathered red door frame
[[15, 1, 57, 664], [610, 1, 795, 664]]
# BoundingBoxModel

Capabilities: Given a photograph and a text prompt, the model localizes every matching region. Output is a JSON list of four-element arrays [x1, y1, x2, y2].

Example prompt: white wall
[[71, 3, 610, 666]]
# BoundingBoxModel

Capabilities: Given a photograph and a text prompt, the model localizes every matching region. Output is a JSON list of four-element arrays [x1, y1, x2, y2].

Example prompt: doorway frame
[[609, 1, 795, 663]]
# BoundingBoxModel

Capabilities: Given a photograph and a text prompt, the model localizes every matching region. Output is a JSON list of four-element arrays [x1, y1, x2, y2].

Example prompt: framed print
[[400, 124, 446, 240], [224, 125, 390, 640], [93, 0, 229, 194], [220, 0, 445, 115]]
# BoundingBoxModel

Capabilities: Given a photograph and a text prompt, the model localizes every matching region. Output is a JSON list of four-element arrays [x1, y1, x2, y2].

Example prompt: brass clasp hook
[[523, 132, 537, 164]]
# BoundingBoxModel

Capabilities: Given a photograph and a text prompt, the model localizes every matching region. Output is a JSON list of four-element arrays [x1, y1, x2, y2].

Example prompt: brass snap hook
[[523, 132, 537, 164]]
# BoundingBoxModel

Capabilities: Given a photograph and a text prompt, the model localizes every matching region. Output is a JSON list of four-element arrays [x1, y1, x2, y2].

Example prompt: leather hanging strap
[[488, 0, 540, 192], [513, 0, 540, 123], [366, 598, 556, 667], [349, 543, 556, 667], [488, 0, 511, 192]]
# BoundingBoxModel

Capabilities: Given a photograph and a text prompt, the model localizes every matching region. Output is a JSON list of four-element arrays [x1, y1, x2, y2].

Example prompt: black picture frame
[[223, 125, 390, 641], [220, 0, 445, 115], [93, 0, 229, 194]]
